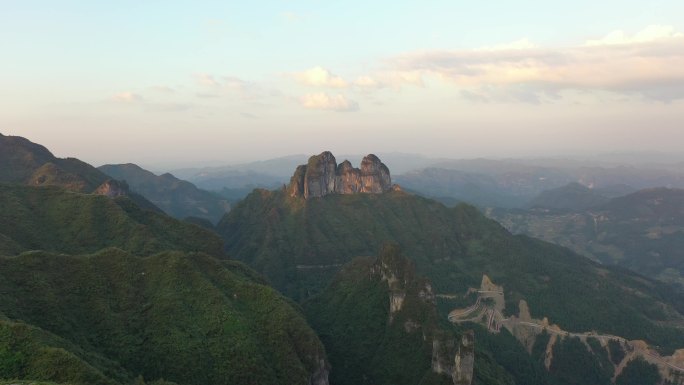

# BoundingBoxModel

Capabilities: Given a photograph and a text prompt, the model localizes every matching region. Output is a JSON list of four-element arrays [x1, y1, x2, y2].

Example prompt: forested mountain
[[0, 135, 331, 385], [488, 187, 684, 286], [0, 184, 223, 256], [0, 249, 328, 385], [0, 134, 159, 212], [218, 153, 684, 356], [99, 163, 230, 223]]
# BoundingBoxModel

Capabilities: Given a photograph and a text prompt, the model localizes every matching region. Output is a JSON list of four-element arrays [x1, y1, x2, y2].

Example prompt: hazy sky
[[2, 1, 683, 167]]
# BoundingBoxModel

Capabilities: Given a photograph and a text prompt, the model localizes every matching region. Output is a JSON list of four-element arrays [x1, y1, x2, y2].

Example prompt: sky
[[1, 0, 683, 168]]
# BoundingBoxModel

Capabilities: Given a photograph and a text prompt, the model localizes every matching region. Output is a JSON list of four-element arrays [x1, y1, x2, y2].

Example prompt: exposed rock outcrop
[[94, 179, 129, 198], [289, 151, 393, 199], [308, 356, 330, 385], [374, 244, 474, 385], [432, 331, 475, 385], [450, 275, 684, 384]]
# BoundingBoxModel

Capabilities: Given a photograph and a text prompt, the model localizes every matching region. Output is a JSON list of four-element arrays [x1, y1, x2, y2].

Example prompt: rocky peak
[[94, 179, 129, 198], [289, 151, 394, 199]]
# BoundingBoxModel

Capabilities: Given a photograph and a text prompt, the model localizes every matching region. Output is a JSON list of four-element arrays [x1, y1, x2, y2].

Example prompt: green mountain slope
[[0, 249, 329, 385], [488, 188, 684, 286], [98, 164, 230, 223], [305, 244, 524, 385], [218, 189, 684, 352], [0, 134, 160, 212], [0, 133, 104, 192], [0, 184, 223, 256]]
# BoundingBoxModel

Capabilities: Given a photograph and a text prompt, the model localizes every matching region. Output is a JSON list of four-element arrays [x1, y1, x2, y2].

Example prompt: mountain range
[[1, 137, 682, 385], [488, 187, 684, 287], [98, 163, 230, 224], [219, 151, 684, 384], [0, 134, 330, 385]]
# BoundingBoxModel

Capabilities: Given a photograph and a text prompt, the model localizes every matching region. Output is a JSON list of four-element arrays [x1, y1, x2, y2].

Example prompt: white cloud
[[300, 93, 359, 111], [149, 86, 175, 94], [354, 76, 380, 88], [194, 74, 270, 101], [296, 67, 348, 88], [353, 71, 424, 90], [111, 92, 143, 103], [384, 25, 684, 102], [195, 73, 220, 87], [585, 25, 684, 46]]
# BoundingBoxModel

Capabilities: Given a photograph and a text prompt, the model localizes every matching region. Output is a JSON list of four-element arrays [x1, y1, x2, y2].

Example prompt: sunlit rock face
[[94, 179, 129, 198], [289, 151, 393, 199]]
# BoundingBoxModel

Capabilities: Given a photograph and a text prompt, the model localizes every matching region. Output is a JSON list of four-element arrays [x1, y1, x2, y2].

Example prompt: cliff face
[[93, 179, 129, 197], [304, 244, 474, 385], [289, 151, 393, 199]]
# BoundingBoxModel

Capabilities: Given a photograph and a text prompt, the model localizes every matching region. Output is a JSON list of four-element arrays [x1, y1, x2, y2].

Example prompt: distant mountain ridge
[[527, 182, 611, 210], [99, 163, 230, 223], [395, 159, 684, 209], [0, 133, 159, 212], [488, 187, 684, 286]]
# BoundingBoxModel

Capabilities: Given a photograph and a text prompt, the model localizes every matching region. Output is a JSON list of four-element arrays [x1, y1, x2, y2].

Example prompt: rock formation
[[289, 151, 393, 199], [93, 179, 129, 198], [375, 244, 474, 385], [431, 331, 475, 385]]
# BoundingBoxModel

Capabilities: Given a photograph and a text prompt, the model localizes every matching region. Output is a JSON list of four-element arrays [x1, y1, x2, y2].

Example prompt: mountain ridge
[[98, 163, 230, 223]]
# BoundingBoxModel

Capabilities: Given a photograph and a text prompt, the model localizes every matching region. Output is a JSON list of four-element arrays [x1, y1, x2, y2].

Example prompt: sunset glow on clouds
[[386, 25, 684, 102], [300, 93, 359, 112], [296, 67, 348, 88], [2, 1, 684, 164]]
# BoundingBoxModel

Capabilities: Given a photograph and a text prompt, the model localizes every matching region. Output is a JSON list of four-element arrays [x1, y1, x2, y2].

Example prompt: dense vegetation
[[219, 189, 684, 352], [0, 184, 223, 256], [99, 164, 230, 223], [0, 133, 105, 192], [0, 249, 327, 385], [615, 358, 661, 385], [549, 337, 612, 385], [305, 245, 567, 385], [304, 246, 461, 385], [471, 326, 548, 385], [0, 134, 159, 211]]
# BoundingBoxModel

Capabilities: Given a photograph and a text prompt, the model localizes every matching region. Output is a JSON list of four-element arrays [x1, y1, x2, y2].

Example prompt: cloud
[[194, 73, 270, 101], [300, 93, 359, 111], [111, 92, 143, 103], [353, 71, 424, 90], [383, 25, 684, 102], [195, 73, 221, 87], [295, 67, 348, 88], [149, 86, 175, 94], [109, 91, 191, 112], [585, 25, 683, 46]]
